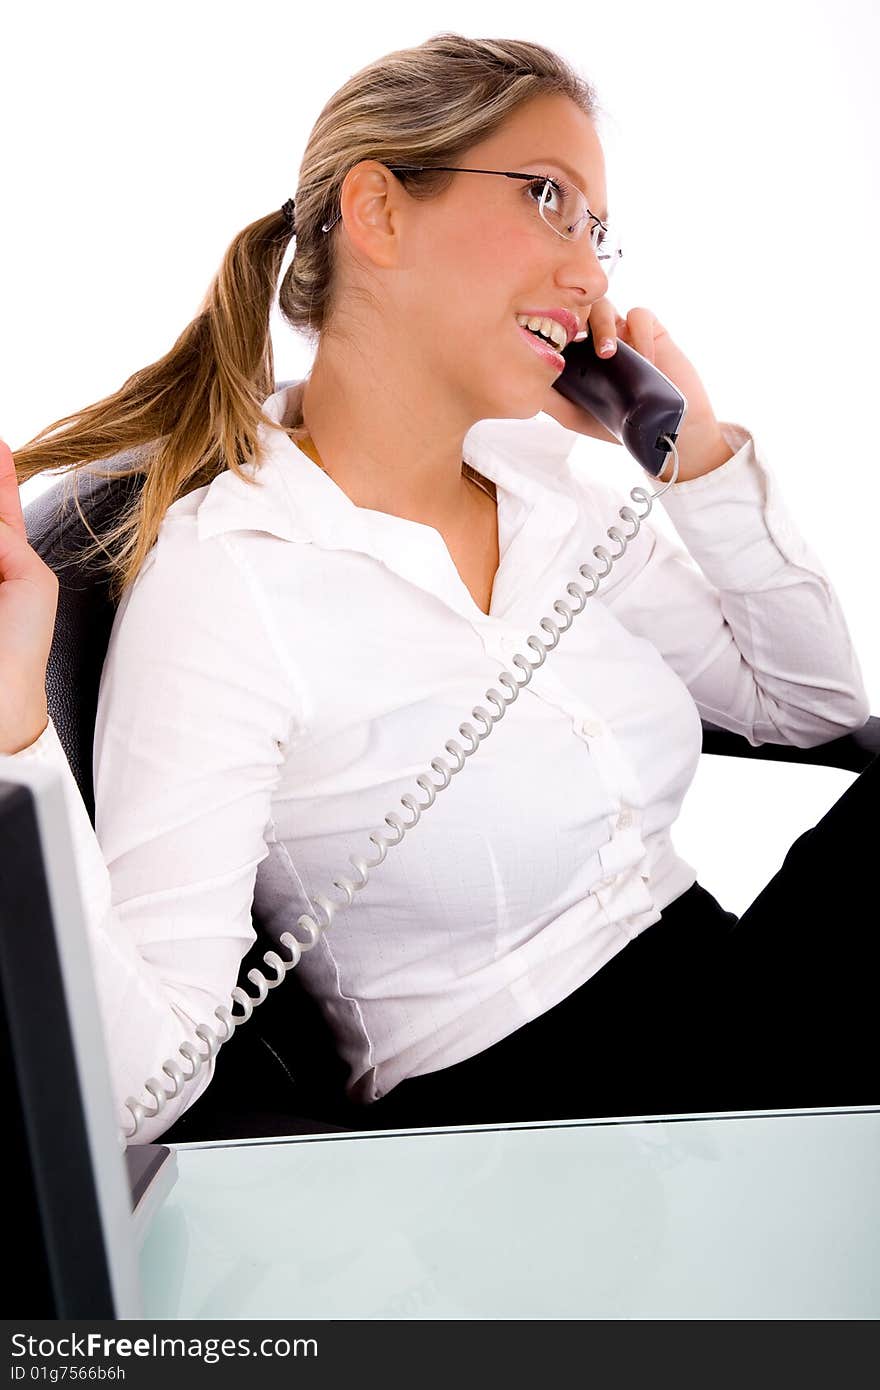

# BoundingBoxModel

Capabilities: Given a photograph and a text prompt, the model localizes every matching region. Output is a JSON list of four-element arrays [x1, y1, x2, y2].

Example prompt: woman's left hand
[[539, 298, 723, 452]]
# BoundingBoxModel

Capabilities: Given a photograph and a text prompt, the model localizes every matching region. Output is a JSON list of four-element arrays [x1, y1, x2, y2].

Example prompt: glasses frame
[[320, 164, 622, 270]]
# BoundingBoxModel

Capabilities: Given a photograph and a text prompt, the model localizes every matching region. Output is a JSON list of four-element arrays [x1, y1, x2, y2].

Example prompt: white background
[[3, 0, 878, 913]]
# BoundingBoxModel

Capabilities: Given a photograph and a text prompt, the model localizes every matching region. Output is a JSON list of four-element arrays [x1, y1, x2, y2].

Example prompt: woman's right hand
[[0, 439, 59, 755]]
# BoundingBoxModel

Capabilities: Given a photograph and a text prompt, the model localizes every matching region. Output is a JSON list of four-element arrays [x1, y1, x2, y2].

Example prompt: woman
[[2, 34, 875, 1145]]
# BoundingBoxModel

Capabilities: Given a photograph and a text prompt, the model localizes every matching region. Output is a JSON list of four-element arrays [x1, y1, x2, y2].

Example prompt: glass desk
[[139, 1106, 880, 1319]]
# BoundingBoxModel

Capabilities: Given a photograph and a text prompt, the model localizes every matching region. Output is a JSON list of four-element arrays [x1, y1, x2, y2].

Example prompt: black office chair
[[24, 399, 880, 1142]]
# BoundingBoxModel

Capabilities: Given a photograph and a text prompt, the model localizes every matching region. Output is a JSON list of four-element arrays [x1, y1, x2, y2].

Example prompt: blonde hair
[[14, 32, 602, 605]]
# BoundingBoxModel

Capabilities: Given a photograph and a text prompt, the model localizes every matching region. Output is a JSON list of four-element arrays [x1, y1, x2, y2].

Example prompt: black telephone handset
[[120, 332, 689, 1141], [553, 329, 687, 478]]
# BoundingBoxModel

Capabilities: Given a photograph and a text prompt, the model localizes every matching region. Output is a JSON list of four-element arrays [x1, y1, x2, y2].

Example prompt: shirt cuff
[[3, 714, 112, 926], [4, 714, 59, 761], [656, 420, 833, 594]]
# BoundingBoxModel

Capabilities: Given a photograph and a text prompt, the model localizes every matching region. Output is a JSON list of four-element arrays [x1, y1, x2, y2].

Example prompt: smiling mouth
[[514, 316, 569, 351], [515, 321, 566, 363]]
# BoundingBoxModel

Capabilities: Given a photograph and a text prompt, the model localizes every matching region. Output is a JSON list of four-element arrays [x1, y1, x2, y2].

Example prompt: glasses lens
[[592, 220, 622, 277], [537, 179, 622, 276]]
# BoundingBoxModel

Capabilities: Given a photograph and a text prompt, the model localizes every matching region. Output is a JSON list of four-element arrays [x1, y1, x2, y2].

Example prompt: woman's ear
[[337, 161, 405, 268]]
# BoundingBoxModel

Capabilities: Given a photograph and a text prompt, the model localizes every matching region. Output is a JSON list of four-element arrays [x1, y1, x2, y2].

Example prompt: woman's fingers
[[587, 296, 620, 356], [0, 438, 54, 588], [0, 442, 58, 752], [0, 440, 26, 541], [586, 301, 662, 365]]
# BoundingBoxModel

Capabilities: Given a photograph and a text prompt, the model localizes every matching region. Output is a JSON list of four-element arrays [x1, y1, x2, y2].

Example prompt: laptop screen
[[0, 751, 146, 1317]]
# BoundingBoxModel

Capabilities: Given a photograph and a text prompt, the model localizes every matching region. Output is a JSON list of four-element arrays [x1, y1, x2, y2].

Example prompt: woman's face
[[390, 92, 612, 423]]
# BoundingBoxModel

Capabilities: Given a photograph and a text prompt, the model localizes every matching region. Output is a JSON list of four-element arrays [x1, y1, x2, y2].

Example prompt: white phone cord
[[122, 439, 681, 1140]]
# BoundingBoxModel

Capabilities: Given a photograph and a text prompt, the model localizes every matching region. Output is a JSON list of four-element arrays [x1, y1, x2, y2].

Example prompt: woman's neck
[[299, 355, 486, 526]]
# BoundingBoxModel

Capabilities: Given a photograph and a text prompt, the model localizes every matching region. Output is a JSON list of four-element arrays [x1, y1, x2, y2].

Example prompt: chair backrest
[[25, 448, 152, 828]]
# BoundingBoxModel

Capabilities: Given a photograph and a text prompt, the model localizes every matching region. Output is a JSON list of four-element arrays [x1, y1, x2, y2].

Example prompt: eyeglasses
[[320, 164, 623, 275]]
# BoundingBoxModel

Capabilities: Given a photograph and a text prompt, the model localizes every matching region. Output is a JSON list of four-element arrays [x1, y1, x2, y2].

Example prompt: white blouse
[[11, 380, 871, 1143]]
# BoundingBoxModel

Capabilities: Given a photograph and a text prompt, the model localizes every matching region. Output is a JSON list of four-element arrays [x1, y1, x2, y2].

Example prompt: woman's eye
[[526, 177, 565, 209]]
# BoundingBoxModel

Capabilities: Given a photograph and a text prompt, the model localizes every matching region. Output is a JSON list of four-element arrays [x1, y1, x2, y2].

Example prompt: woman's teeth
[[514, 314, 568, 352]]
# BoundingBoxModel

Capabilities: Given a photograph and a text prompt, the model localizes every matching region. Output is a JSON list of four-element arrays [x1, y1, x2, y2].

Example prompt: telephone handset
[[121, 343, 688, 1140], [553, 327, 688, 478]]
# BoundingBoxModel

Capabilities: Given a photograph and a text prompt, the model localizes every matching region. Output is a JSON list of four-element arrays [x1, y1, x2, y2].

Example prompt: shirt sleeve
[[577, 420, 871, 747], [8, 523, 303, 1144]]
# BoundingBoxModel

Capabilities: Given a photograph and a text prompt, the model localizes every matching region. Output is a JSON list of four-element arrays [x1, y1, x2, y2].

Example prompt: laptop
[[0, 746, 177, 1318]]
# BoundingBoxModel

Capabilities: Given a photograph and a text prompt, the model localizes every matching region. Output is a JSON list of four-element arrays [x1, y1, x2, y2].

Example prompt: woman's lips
[[515, 321, 566, 368]]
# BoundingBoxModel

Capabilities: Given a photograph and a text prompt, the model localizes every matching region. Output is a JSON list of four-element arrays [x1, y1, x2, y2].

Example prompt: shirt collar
[[197, 377, 581, 550], [196, 378, 583, 622]]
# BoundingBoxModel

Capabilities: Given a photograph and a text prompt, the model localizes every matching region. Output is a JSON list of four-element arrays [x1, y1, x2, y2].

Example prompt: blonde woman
[[3, 33, 874, 1145]]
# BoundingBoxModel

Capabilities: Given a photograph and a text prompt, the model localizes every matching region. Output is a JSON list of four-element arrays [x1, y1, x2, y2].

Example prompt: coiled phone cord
[[122, 438, 681, 1140]]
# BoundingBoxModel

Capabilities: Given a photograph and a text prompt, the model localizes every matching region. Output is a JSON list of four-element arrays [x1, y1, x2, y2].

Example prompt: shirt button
[[616, 810, 633, 829], [580, 718, 604, 738], [597, 875, 615, 889]]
